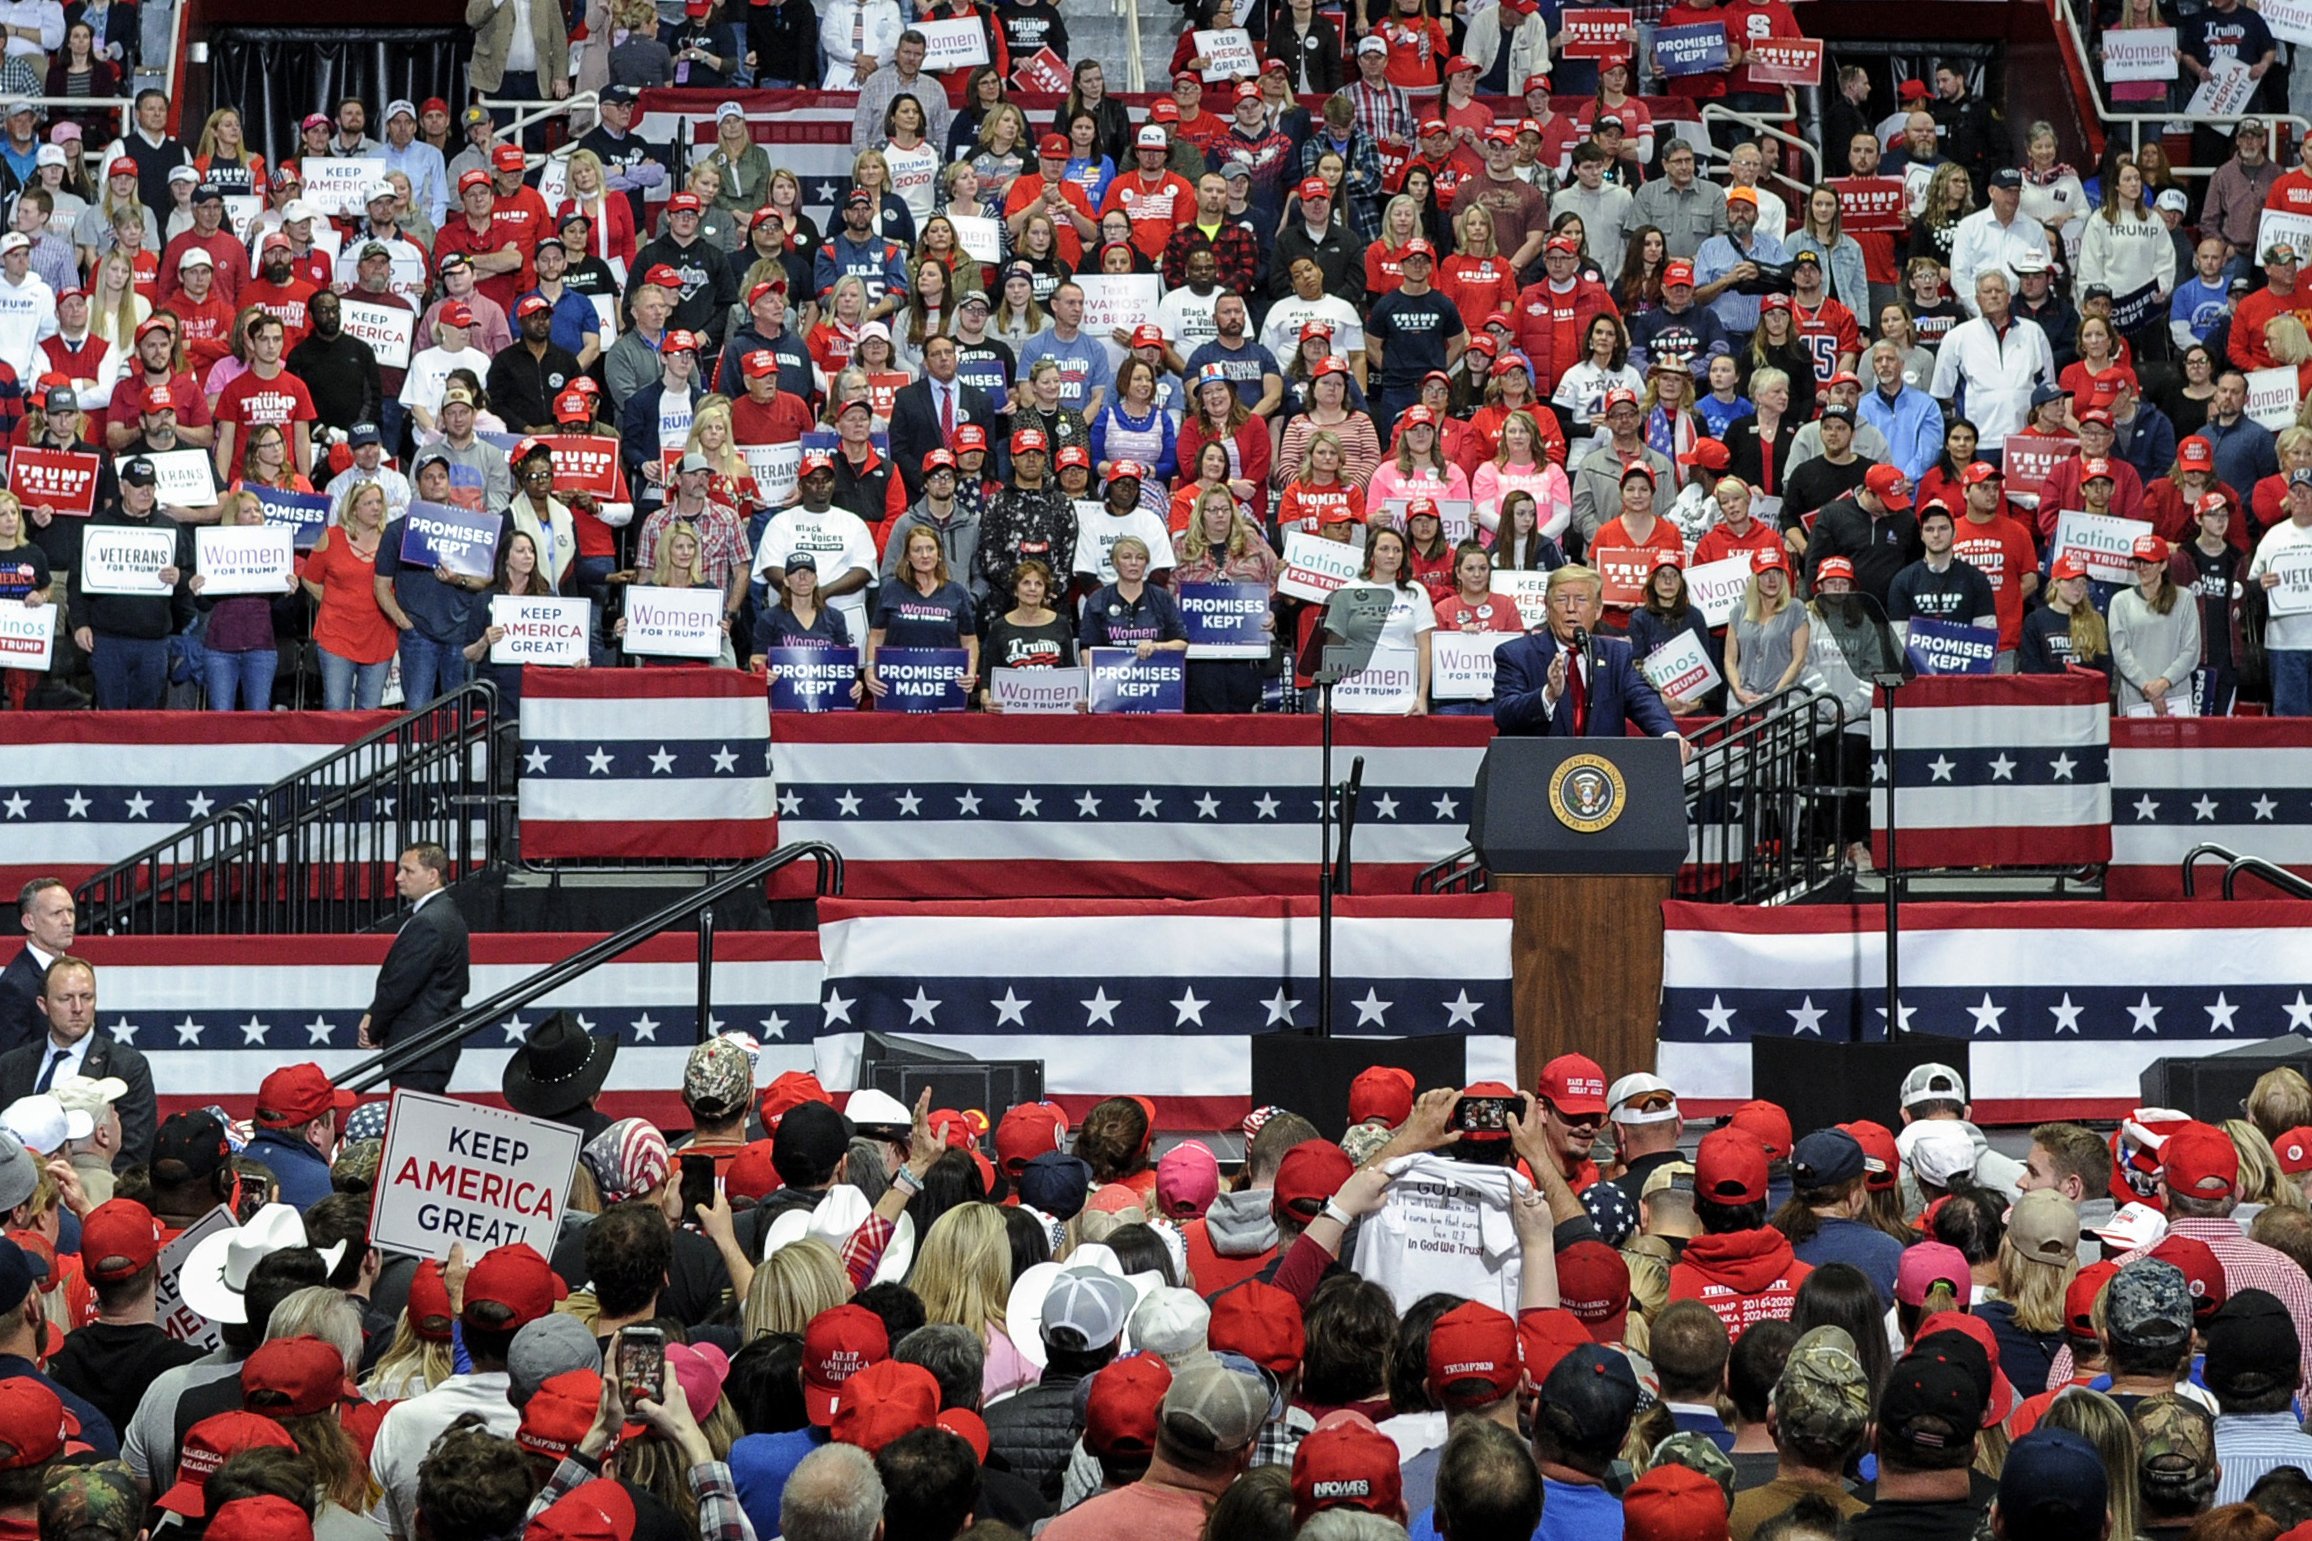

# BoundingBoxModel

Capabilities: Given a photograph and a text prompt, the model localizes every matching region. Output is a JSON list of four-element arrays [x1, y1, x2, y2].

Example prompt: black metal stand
[[1875, 675, 1902, 1034], [1317, 680, 1335, 1039]]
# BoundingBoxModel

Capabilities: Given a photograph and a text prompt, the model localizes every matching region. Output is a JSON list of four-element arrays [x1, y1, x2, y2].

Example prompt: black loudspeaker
[[2141, 1040, 2312, 1122], [1249, 1034, 1473, 1141], [858, 1033, 1044, 1136], [1749, 1041, 1972, 1137]]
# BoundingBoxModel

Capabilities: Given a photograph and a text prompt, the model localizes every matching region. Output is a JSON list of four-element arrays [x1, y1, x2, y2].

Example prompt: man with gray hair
[[1039, 1359, 1270, 1540], [783, 1443, 886, 1541], [1928, 272, 2053, 459]]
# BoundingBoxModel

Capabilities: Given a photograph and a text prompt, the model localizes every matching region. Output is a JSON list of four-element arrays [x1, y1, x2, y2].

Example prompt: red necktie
[[1567, 647, 1589, 736], [940, 384, 955, 440]]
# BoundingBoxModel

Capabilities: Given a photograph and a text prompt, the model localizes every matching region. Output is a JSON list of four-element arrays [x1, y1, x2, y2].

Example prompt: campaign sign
[[1194, 26, 1258, 80], [876, 646, 971, 711], [372, 1090, 582, 1260], [79, 524, 177, 595], [2264, 0, 2312, 45], [1012, 46, 1071, 93], [742, 443, 802, 507], [1430, 630, 1508, 701], [868, 371, 910, 421], [251, 486, 331, 551], [915, 14, 991, 68], [339, 297, 417, 370], [1997, 433, 2077, 508], [1685, 554, 1759, 627], [1088, 648, 1186, 713], [144, 448, 218, 507], [0, 603, 51, 671], [154, 1205, 235, 1350], [1904, 617, 1998, 675], [222, 194, 263, 244], [2257, 209, 2312, 271], [1278, 531, 1366, 601], [2051, 509, 2156, 585], [545, 435, 625, 498], [1334, 645, 1421, 713], [622, 584, 724, 659], [1655, 22, 1729, 77], [1743, 37, 1823, 85], [1827, 178, 1908, 235], [1561, 9, 1633, 58], [401, 500, 502, 580], [303, 157, 387, 218], [1489, 567, 1554, 616], [1380, 497, 1475, 543], [1076, 274, 1162, 336], [2267, 547, 2312, 617], [7, 447, 99, 515], [194, 525, 295, 595], [489, 596, 591, 665], [1639, 630, 1721, 701], [992, 666, 1087, 712], [2247, 364, 2303, 431], [1590, 544, 1658, 607], [766, 645, 860, 711], [948, 214, 1003, 265], [2102, 26, 2179, 80], [2184, 61, 2256, 130], [1178, 581, 1273, 659]]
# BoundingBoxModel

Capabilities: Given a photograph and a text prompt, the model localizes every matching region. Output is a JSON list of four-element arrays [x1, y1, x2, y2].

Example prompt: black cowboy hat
[[502, 1011, 618, 1118]]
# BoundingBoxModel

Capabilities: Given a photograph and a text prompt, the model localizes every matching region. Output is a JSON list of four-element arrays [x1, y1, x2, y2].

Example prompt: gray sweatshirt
[[2108, 585, 2202, 713]]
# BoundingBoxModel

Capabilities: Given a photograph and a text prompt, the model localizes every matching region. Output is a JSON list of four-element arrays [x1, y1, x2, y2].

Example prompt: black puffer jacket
[[983, 1371, 1088, 1503]]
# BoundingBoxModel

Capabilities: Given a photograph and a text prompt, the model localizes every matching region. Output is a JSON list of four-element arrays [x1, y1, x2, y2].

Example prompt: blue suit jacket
[[1492, 630, 1680, 738]]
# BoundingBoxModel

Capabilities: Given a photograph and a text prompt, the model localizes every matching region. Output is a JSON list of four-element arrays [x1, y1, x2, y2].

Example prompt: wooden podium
[[1468, 737, 1687, 1092]]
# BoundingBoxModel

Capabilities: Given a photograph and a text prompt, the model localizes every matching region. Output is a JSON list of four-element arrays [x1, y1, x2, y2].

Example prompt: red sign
[[1561, 9, 1634, 58], [1828, 177, 1909, 234], [1375, 138, 1411, 192], [1998, 433, 2079, 507], [543, 435, 625, 499], [868, 371, 910, 421], [1592, 544, 1656, 607], [1742, 37, 1823, 86], [7, 447, 100, 516], [1011, 46, 1070, 94]]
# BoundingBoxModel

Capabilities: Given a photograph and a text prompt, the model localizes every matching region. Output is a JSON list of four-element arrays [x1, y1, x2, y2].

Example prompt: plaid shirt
[[2124, 1217, 2312, 1396], [1160, 221, 1262, 295], [635, 498, 751, 593], [1251, 1406, 1317, 1470], [1300, 130, 1388, 245], [531, 1454, 759, 1541], [1345, 77, 1414, 148]]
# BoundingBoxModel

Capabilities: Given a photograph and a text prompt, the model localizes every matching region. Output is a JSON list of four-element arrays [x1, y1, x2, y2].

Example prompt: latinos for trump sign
[[1178, 582, 1273, 659], [1904, 617, 2000, 675], [0, 602, 51, 672], [401, 501, 502, 579], [1655, 22, 1729, 77], [489, 596, 591, 665], [194, 525, 296, 595], [7, 447, 99, 515], [1278, 532, 1365, 602], [1639, 631, 1721, 701], [371, 1091, 582, 1259], [2051, 510, 2156, 585]]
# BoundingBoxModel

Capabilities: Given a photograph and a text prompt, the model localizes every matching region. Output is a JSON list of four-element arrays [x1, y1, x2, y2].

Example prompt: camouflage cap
[[682, 1036, 755, 1119], [40, 1460, 141, 1541], [1646, 1430, 1735, 1501], [2108, 1258, 2194, 1349], [1773, 1325, 1871, 1446], [2130, 1392, 2218, 1498], [332, 1138, 383, 1190]]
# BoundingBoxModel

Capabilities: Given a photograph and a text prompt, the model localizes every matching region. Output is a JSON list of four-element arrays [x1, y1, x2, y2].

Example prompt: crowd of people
[[0, 0, 2306, 716], [15, 856, 2312, 1541]]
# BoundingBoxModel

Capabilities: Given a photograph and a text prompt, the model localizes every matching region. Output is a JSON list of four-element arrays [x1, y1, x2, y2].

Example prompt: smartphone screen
[[618, 1328, 665, 1404], [1455, 1096, 1516, 1133]]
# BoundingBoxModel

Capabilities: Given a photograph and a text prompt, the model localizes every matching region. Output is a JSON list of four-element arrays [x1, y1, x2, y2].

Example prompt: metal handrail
[[336, 840, 845, 1092], [1118, 0, 1146, 93], [75, 682, 501, 936], [477, 91, 601, 148], [2225, 855, 2312, 901], [1698, 103, 1822, 190], [1681, 684, 1851, 903], [2181, 839, 2234, 897], [2046, 0, 2310, 169]]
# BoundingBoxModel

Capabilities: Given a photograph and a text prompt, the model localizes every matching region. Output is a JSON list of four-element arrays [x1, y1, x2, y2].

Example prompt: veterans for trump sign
[[371, 1091, 582, 1259]]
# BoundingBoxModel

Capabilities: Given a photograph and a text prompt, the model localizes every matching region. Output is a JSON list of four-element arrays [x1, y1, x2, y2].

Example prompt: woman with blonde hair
[[1975, 1188, 2079, 1395], [2021, 555, 2112, 680], [1366, 195, 1426, 297], [807, 275, 870, 393], [1726, 548, 1810, 708], [700, 103, 771, 225], [193, 107, 265, 196], [2226, 1119, 2308, 1214], [913, 1202, 1036, 1399], [743, 1237, 850, 1339], [1439, 203, 1519, 331], [557, 149, 638, 271], [2248, 1069, 2312, 1146], [1907, 164, 1975, 275], [847, 147, 915, 247], [968, 103, 1031, 203], [2038, 1389, 2139, 1541], [240, 1334, 380, 1514], [87, 247, 150, 357], [680, 397, 748, 505], [1472, 410, 1571, 541], [304, 482, 398, 709], [360, 1259, 455, 1399]]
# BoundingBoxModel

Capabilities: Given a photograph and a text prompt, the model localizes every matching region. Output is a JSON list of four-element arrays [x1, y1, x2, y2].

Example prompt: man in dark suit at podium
[[356, 843, 472, 1094], [1494, 565, 1690, 760]]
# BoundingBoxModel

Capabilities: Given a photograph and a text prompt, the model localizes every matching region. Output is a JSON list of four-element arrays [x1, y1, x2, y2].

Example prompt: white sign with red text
[[489, 596, 591, 665], [372, 1091, 583, 1259]]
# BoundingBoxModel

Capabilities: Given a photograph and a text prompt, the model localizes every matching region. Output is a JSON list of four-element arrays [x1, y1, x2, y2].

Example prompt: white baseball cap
[[1606, 1072, 1681, 1126], [0, 1095, 91, 1154], [1899, 1062, 1967, 1108]]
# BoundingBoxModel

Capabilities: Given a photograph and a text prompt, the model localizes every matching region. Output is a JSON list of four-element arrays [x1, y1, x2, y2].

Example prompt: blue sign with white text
[[1656, 21, 1729, 76], [398, 500, 502, 579], [1905, 618, 1998, 676], [876, 647, 971, 712], [1176, 582, 1273, 660], [1088, 648, 1186, 713], [768, 646, 860, 712], [251, 487, 332, 552]]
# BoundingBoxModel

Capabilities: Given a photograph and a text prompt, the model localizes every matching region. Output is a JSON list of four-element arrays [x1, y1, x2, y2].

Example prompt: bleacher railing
[[2181, 842, 2312, 902], [75, 681, 502, 937], [2046, 0, 2310, 169]]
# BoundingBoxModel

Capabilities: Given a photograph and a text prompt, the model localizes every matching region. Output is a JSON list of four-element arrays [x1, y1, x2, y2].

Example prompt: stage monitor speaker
[[859, 1033, 1044, 1137], [1749, 1041, 1971, 1138], [1250, 1033, 1471, 1141], [2141, 1040, 2312, 1121]]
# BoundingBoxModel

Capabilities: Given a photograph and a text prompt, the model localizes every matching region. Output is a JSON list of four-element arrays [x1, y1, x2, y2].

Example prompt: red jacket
[[1667, 1227, 1811, 1340], [1512, 274, 1620, 397]]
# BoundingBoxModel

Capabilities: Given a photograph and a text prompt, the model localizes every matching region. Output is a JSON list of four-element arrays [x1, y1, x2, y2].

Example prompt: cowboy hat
[[502, 1012, 619, 1119], [179, 1204, 346, 1324]]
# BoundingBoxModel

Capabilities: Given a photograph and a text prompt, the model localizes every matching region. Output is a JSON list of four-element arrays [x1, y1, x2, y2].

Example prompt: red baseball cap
[[253, 1063, 356, 1129], [457, 168, 491, 193], [1130, 323, 1166, 349], [1208, 1279, 1306, 1373], [527, 1478, 638, 1541], [1864, 462, 1913, 511], [554, 388, 594, 423], [1815, 556, 1856, 584], [106, 154, 134, 178], [204, 1497, 315, 1541], [2132, 533, 2170, 562], [1695, 1126, 1769, 1206], [1291, 1414, 1404, 1524], [1084, 1356, 1172, 1456], [921, 448, 958, 477], [1516, 1306, 1594, 1385], [1537, 1053, 1608, 1117], [1039, 133, 1070, 158], [954, 423, 989, 452], [462, 1242, 566, 1329], [241, 1335, 350, 1418], [518, 1371, 606, 1460], [995, 1103, 1069, 1176], [516, 294, 553, 319], [439, 301, 475, 329], [79, 1198, 160, 1283], [803, 1304, 890, 1425], [1729, 1099, 1794, 1161], [760, 1070, 832, 1128], [2162, 1122, 2240, 1201], [2150, 1234, 2229, 1321], [830, 1359, 941, 1453], [2080, 456, 2115, 482], [667, 192, 703, 214], [2051, 553, 2092, 581], [157, 1411, 290, 1515], [1271, 1140, 1355, 1222], [1426, 1302, 1521, 1405], [1624, 1463, 1731, 1541], [1841, 1120, 1900, 1192], [2276, 1128, 2312, 1176], [1057, 444, 1092, 471], [492, 144, 526, 172], [1402, 237, 1436, 259], [1959, 460, 2004, 487], [2066, 1259, 2120, 1337], [1663, 260, 1695, 286], [723, 1140, 780, 1205], [740, 349, 779, 381], [2179, 436, 2215, 470], [1348, 1066, 1416, 1126], [1149, 98, 1181, 123], [1678, 439, 1731, 472], [406, 1259, 455, 1341], [1012, 427, 1049, 454], [1555, 1240, 1632, 1341], [1420, 117, 1449, 137], [1298, 175, 1330, 203]]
